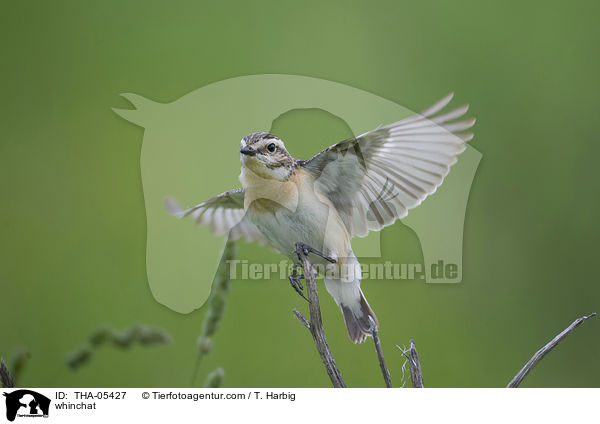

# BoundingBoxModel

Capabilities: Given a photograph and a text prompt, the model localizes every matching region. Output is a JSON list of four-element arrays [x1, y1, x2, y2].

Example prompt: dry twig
[[292, 247, 346, 388], [507, 312, 596, 388], [398, 339, 424, 388], [407, 339, 424, 388], [371, 319, 392, 387], [0, 359, 15, 388]]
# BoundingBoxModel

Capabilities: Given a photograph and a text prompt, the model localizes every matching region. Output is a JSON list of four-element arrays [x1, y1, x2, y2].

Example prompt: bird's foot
[[294, 242, 337, 264], [288, 262, 307, 301], [289, 274, 307, 301]]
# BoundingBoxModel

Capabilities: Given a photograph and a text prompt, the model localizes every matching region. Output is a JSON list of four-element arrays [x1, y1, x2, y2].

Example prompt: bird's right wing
[[301, 94, 474, 237], [165, 188, 269, 245]]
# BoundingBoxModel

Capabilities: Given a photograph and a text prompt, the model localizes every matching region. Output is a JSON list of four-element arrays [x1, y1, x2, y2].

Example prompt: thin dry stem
[[398, 340, 424, 388], [507, 312, 596, 388], [370, 319, 392, 388], [293, 247, 346, 388], [0, 359, 15, 388]]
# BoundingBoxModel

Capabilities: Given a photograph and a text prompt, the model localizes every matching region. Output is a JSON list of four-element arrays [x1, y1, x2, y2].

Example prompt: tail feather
[[341, 289, 378, 344]]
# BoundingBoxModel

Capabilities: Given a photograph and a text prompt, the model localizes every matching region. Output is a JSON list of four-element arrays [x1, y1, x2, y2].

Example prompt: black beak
[[240, 146, 256, 156]]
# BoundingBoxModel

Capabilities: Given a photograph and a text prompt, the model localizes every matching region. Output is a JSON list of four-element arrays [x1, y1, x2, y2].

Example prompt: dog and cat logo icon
[[3, 390, 50, 421]]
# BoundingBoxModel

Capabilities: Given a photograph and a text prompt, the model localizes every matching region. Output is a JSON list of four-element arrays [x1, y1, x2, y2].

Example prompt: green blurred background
[[1, 0, 599, 387]]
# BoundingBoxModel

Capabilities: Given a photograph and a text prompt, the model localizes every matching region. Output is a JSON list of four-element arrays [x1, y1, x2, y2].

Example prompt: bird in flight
[[166, 93, 475, 343]]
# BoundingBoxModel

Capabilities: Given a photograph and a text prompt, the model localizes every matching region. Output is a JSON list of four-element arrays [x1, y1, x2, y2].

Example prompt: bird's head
[[239, 132, 295, 181]]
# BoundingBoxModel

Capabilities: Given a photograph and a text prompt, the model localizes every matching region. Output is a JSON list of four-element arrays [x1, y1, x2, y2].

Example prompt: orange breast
[[244, 168, 311, 213]]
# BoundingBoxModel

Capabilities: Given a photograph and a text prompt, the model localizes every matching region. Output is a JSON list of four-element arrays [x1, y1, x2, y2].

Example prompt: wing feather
[[302, 94, 475, 237], [165, 189, 268, 245]]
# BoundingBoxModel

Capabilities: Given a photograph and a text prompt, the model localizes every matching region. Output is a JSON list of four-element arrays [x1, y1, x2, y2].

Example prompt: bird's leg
[[295, 242, 337, 264], [289, 262, 308, 301], [291, 262, 304, 291], [289, 242, 336, 302]]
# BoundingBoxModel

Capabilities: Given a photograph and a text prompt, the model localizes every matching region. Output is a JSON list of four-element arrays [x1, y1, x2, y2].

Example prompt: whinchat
[[167, 93, 475, 343]]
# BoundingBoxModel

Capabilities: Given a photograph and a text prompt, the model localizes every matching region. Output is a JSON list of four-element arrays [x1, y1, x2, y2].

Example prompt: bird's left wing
[[300, 93, 475, 237], [165, 188, 268, 244]]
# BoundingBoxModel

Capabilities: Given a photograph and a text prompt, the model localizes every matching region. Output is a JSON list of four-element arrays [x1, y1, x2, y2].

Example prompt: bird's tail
[[324, 276, 378, 344], [341, 289, 378, 344]]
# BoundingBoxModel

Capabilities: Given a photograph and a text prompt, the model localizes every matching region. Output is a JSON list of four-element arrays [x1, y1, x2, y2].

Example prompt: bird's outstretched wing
[[301, 93, 475, 237], [165, 189, 268, 244]]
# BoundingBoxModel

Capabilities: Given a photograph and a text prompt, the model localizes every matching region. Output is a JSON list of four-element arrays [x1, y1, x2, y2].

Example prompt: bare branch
[[0, 359, 15, 388], [293, 247, 346, 388], [407, 339, 424, 388], [398, 340, 424, 387], [293, 308, 311, 330], [370, 319, 392, 387], [507, 312, 597, 388]]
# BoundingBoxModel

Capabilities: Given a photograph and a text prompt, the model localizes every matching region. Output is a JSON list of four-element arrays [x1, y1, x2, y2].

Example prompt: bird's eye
[[267, 143, 276, 153]]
